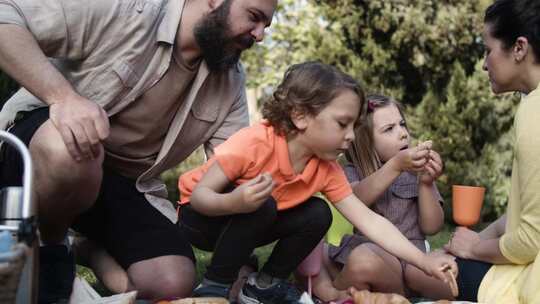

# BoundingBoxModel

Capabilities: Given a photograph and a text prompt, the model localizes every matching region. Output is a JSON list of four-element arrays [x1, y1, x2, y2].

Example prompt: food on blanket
[[350, 289, 410, 304], [165, 297, 230, 304], [440, 264, 459, 297]]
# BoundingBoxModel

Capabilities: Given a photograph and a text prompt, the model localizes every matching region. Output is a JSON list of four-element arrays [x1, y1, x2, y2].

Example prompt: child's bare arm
[[190, 162, 274, 216], [350, 160, 401, 206], [335, 194, 457, 282], [418, 150, 444, 235], [351, 144, 430, 206]]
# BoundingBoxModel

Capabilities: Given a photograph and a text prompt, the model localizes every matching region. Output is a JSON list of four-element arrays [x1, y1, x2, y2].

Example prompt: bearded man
[[0, 0, 277, 301]]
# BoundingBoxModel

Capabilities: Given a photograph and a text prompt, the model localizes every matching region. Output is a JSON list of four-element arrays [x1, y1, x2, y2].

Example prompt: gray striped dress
[[328, 164, 443, 271]]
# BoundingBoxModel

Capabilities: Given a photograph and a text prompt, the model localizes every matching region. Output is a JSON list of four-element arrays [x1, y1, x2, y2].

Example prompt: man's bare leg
[[30, 120, 103, 244]]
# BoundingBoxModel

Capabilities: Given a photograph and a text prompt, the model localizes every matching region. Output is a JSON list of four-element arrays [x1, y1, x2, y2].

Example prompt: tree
[[410, 61, 518, 220], [241, 0, 515, 219]]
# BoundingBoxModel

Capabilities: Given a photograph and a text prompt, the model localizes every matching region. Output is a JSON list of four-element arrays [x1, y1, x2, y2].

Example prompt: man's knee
[[30, 121, 103, 187]]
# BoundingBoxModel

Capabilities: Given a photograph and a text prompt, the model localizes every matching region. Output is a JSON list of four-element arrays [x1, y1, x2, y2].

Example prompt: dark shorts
[[455, 257, 492, 301], [0, 107, 195, 269]]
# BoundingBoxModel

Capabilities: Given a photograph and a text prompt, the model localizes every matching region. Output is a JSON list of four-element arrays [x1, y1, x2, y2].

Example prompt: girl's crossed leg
[[312, 242, 405, 302]]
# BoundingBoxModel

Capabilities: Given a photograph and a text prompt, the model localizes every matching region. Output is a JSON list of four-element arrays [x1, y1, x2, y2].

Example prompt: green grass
[[77, 226, 454, 296]]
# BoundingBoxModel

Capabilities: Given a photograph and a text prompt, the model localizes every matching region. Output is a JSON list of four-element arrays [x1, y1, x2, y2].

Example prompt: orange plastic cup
[[452, 185, 485, 227]]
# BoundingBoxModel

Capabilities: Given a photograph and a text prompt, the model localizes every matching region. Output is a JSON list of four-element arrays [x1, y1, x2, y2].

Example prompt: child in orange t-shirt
[[177, 62, 456, 304]]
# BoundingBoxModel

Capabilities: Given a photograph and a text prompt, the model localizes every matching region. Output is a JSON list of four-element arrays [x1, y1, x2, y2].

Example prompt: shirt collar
[[157, 0, 184, 44], [273, 127, 320, 182]]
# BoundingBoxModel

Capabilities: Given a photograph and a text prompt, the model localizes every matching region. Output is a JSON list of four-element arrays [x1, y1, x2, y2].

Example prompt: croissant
[[350, 289, 410, 304], [165, 297, 230, 304]]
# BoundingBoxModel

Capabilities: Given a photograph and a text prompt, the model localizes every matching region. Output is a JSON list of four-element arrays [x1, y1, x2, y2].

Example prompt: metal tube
[[0, 131, 34, 219]]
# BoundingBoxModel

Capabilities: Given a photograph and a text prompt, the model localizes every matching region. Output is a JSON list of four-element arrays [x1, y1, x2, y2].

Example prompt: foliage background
[[239, 0, 518, 222], [0, 0, 516, 222]]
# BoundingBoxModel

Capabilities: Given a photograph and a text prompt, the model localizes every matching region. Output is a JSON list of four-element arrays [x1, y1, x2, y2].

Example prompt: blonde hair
[[345, 94, 407, 178]]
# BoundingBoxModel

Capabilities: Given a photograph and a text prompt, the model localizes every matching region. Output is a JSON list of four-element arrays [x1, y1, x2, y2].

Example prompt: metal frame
[[0, 130, 37, 304]]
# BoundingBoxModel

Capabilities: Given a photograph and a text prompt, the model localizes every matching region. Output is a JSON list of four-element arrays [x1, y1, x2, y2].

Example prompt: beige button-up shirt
[[0, 0, 250, 222]]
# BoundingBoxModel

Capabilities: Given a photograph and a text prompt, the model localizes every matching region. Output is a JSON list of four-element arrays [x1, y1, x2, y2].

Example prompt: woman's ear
[[513, 36, 530, 63], [291, 110, 308, 131]]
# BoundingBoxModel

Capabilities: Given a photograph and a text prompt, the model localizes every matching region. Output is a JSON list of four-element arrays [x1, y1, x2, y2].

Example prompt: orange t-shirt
[[178, 122, 352, 210]]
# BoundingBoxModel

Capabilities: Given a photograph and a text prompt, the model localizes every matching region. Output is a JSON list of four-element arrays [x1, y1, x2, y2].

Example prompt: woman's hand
[[444, 226, 481, 259]]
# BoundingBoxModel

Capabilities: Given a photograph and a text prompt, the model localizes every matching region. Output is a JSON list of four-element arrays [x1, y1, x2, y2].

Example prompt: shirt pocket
[[87, 60, 140, 111], [191, 96, 219, 123], [390, 181, 418, 200]]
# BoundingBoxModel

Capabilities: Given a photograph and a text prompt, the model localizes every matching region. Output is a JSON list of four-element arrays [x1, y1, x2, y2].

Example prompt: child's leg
[[238, 197, 333, 304], [258, 197, 333, 281], [180, 200, 277, 285], [73, 236, 133, 293], [333, 243, 406, 294], [310, 243, 350, 302], [403, 264, 454, 300]]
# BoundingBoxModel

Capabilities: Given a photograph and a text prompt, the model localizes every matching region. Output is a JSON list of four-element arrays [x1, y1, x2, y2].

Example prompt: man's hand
[[49, 95, 110, 161], [232, 173, 274, 214]]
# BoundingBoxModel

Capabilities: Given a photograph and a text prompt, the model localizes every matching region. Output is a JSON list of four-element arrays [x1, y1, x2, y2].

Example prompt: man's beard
[[194, 0, 255, 71]]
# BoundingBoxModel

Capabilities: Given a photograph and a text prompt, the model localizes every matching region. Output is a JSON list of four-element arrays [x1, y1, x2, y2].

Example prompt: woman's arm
[[444, 226, 510, 264], [478, 214, 507, 240]]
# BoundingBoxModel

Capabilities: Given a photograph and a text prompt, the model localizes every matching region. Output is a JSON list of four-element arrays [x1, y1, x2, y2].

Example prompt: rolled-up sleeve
[[500, 100, 540, 264], [0, 0, 26, 27], [0, 0, 72, 57]]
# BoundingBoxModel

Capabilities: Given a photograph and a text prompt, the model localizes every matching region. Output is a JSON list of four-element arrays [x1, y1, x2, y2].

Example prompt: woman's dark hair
[[485, 0, 540, 61], [262, 61, 365, 135]]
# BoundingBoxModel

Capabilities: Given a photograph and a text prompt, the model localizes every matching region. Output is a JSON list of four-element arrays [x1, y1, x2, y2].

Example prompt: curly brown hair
[[262, 61, 365, 135]]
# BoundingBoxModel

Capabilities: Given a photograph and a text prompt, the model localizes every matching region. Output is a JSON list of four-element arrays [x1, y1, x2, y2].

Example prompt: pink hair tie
[[367, 100, 376, 112]]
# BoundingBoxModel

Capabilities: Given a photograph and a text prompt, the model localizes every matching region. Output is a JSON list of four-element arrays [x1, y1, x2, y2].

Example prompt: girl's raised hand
[[394, 140, 432, 172], [233, 173, 275, 213], [419, 150, 443, 185]]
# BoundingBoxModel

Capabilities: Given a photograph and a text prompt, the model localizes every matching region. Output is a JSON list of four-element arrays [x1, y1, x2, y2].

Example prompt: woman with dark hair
[[403, 0, 540, 302]]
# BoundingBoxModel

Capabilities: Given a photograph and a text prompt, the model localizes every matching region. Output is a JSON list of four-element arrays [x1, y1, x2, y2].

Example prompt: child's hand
[[418, 149, 443, 185], [420, 252, 458, 284], [233, 173, 274, 213], [393, 140, 431, 172]]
